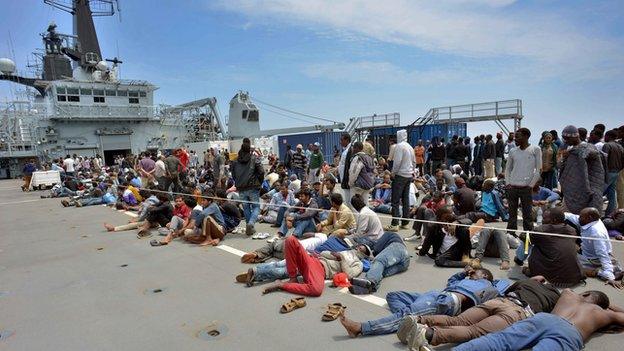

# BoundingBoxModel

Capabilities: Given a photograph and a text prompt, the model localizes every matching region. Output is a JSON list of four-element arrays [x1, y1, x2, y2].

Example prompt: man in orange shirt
[[414, 140, 425, 176]]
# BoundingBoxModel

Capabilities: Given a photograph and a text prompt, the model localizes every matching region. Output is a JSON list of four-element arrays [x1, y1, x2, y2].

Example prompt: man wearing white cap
[[308, 142, 324, 184]]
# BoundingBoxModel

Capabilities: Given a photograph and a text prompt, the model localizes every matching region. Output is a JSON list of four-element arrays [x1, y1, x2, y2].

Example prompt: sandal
[[150, 239, 168, 247], [280, 297, 307, 313], [241, 253, 258, 264], [322, 303, 347, 321]]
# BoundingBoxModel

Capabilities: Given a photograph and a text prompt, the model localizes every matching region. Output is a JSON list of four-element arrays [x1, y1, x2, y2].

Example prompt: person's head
[[578, 127, 588, 142], [174, 194, 184, 207], [542, 132, 553, 145], [515, 128, 531, 145], [435, 169, 443, 179], [482, 179, 495, 192], [605, 129, 618, 142], [593, 123, 606, 133], [296, 144, 303, 153], [156, 193, 170, 203], [184, 196, 197, 209], [324, 177, 336, 190], [496, 132, 502, 140], [312, 181, 321, 192], [330, 193, 343, 208], [470, 268, 494, 281], [579, 207, 600, 226], [350, 194, 366, 212], [417, 139, 423, 146], [507, 132, 514, 141], [200, 189, 215, 207], [340, 133, 351, 147], [455, 177, 466, 188], [436, 206, 456, 223], [485, 134, 492, 141], [352, 141, 364, 153], [432, 191, 443, 202], [298, 189, 311, 203], [300, 180, 309, 190], [279, 183, 289, 196], [544, 207, 564, 225], [580, 290, 610, 309], [435, 178, 445, 189], [383, 174, 391, 184], [562, 125, 581, 146], [589, 129, 603, 143], [473, 136, 480, 143], [286, 144, 291, 151]]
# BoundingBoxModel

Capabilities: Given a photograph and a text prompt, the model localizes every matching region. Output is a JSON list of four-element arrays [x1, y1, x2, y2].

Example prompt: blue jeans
[[239, 189, 260, 225], [79, 197, 104, 206], [605, 172, 620, 215], [453, 313, 584, 351], [279, 217, 316, 238], [366, 242, 410, 288], [372, 203, 392, 214], [275, 207, 288, 226], [361, 290, 459, 336], [254, 260, 288, 282], [292, 167, 305, 181], [515, 243, 532, 264]]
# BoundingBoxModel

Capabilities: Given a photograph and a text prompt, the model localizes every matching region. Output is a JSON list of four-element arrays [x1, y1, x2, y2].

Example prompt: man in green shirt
[[308, 142, 324, 183]]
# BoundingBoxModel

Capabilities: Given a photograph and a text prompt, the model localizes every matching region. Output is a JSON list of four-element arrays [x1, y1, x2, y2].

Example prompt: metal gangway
[[346, 112, 400, 141], [411, 99, 523, 135]]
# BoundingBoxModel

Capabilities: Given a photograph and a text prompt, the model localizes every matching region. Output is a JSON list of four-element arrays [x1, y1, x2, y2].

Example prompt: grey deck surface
[[1, 179, 622, 351]]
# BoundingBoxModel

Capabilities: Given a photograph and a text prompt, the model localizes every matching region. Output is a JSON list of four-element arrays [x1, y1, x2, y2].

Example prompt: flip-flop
[[150, 239, 167, 247], [280, 297, 307, 313], [322, 303, 346, 321]]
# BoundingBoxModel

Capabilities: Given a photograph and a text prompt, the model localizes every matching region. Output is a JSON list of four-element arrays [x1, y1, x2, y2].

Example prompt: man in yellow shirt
[[316, 193, 355, 236]]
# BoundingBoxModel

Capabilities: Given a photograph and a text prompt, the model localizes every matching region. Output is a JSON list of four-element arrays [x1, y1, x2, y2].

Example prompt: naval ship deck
[[1, 179, 623, 351]]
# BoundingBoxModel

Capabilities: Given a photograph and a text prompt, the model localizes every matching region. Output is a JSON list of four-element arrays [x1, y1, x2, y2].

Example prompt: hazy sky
[[1, 0, 623, 136]]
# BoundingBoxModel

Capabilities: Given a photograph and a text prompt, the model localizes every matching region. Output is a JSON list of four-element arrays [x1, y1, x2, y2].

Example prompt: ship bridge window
[[117, 90, 128, 97], [94, 96, 105, 103], [67, 95, 80, 102], [139, 91, 147, 97], [56, 87, 66, 94], [105, 90, 116, 96], [93, 89, 105, 96], [81, 88, 92, 95], [128, 91, 139, 98], [57, 95, 67, 102], [129, 97, 139, 104], [67, 88, 79, 95], [242, 110, 259, 121]]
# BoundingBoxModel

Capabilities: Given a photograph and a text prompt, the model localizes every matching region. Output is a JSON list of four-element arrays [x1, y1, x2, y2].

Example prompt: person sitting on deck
[[277, 189, 320, 238], [185, 189, 226, 246], [316, 193, 355, 235], [417, 207, 474, 268], [463, 179, 508, 223], [153, 196, 197, 246], [405, 191, 446, 242]]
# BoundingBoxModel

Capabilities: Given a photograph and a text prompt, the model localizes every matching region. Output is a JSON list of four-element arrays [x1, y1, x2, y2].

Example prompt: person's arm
[[294, 201, 319, 220], [446, 271, 468, 287], [528, 146, 543, 187], [544, 188, 560, 203], [504, 150, 514, 182], [391, 147, 403, 175], [564, 212, 580, 226], [334, 207, 353, 229]]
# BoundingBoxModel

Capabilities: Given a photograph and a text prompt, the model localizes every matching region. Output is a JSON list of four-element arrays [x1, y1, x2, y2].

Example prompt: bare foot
[[104, 223, 115, 232], [198, 239, 212, 247], [210, 238, 221, 246], [161, 233, 173, 244], [262, 283, 282, 295], [500, 261, 510, 270], [339, 313, 362, 338]]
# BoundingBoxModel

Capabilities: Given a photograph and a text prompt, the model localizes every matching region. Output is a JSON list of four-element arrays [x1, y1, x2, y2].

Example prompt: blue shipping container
[[367, 123, 467, 157], [277, 131, 343, 164]]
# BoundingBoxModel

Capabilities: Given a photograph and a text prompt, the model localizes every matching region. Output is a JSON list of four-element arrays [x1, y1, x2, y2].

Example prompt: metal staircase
[[346, 112, 400, 141], [410, 99, 523, 135]]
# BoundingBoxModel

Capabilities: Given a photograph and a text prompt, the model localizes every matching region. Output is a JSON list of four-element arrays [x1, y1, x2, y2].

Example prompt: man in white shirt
[[386, 130, 416, 231], [154, 155, 167, 188], [63, 154, 75, 177], [505, 128, 542, 233]]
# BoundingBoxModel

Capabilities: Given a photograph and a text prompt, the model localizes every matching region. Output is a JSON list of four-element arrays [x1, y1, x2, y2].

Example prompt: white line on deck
[[216, 245, 246, 257]]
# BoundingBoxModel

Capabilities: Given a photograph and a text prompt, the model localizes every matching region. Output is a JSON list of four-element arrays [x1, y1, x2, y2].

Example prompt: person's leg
[[107, 221, 143, 232], [495, 157, 502, 175], [360, 291, 442, 336], [605, 172, 619, 215], [280, 236, 325, 296], [390, 176, 403, 226], [519, 187, 534, 232], [617, 168, 624, 210], [473, 228, 494, 260], [400, 176, 411, 226], [275, 207, 288, 226], [80, 197, 104, 206], [452, 313, 547, 351], [492, 229, 511, 264], [253, 260, 289, 282], [411, 206, 426, 235], [435, 246, 466, 268], [379, 243, 410, 278], [240, 190, 251, 222], [292, 218, 314, 238], [247, 189, 261, 225], [506, 187, 519, 232], [278, 215, 289, 236]]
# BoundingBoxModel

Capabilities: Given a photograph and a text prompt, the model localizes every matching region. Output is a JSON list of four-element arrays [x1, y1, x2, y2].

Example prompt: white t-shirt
[[63, 158, 75, 172], [439, 228, 458, 253]]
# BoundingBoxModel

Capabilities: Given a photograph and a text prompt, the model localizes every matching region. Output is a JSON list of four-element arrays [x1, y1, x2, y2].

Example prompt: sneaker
[[397, 315, 419, 345], [404, 234, 422, 242], [406, 323, 432, 351], [245, 223, 256, 236], [384, 225, 400, 232]]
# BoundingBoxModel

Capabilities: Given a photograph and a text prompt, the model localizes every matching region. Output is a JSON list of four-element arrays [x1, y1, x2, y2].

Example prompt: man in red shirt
[[154, 195, 192, 246]]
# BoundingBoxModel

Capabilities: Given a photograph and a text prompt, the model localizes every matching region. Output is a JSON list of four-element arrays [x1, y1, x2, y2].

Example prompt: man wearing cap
[[291, 144, 307, 182], [308, 142, 324, 184], [559, 125, 605, 215]]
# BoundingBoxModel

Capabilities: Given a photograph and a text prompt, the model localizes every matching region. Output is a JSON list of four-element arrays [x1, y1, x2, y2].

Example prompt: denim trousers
[[361, 290, 459, 335], [239, 189, 260, 225], [605, 172, 620, 215], [254, 260, 288, 282], [366, 242, 410, 288], [279, 217, 316, 238], [453, 313, 584, 351]]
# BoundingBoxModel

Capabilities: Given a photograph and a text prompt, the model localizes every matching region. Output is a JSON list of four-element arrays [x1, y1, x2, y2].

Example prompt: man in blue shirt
[[339, 266, 509, 337], [566, 207, 623, 289]]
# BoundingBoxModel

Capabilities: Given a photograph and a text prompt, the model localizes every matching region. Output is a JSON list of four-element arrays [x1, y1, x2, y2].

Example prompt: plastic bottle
[[536, 207, 543, 226]]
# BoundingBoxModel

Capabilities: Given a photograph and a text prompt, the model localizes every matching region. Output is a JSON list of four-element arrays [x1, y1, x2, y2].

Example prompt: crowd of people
[[24, 122, 624, 351]]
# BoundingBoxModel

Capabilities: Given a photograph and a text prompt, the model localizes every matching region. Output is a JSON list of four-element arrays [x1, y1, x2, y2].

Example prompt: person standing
[[386, 130, 415, 231], [602, 129, 624, 215], [505, 128, 542, 234], [559, 125, 605, 215], [338, 133, 353, 208], [232, 138, 265, 236], [291, 144, 306, 182], [307, 142, 324, 184], [617, 126, 624, 211], [21, 159, 37, 191], [472, 137, 483, 176], [430, 137, 446, 174], [495, 132, 505, 175], [138, 152, 156, 186], [414, 140, 425, 176], [348, 141, 375, 202], [483, 134, 496, 178], [213, 149, 225, 187], [540, 132, 559, 190], [63, 154, 75, 178]]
